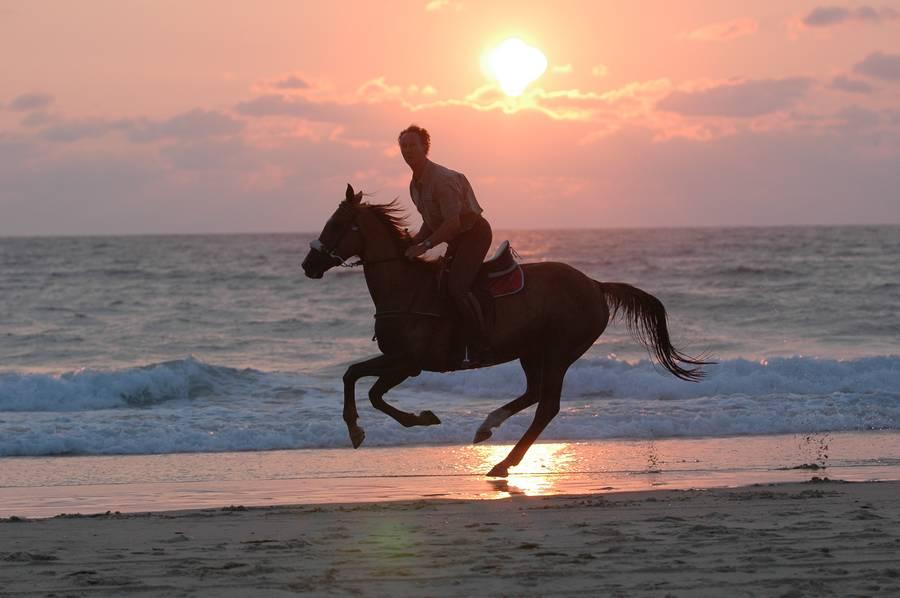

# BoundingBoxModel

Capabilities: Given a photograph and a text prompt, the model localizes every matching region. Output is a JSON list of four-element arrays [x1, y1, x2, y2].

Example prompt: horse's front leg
[[369, 369, 440, 427], [341, 354, 405, 448]]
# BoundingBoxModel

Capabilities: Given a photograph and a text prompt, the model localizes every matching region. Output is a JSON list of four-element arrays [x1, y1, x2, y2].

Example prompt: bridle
[[309, 222, 361, 268], [308, 212, 406, 269]]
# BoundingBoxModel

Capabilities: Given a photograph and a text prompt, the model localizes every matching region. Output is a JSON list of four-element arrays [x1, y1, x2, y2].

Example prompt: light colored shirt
[[410, 161, 483, 234]]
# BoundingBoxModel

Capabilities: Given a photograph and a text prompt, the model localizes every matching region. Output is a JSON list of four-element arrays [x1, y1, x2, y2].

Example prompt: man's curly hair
[[398, 124, 431, 155]]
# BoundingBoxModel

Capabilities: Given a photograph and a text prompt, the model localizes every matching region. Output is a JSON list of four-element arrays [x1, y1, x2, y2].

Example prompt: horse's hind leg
[[486, 360, 567, 477], [473, 355, 541, 443], [369, 370, 441, 428]]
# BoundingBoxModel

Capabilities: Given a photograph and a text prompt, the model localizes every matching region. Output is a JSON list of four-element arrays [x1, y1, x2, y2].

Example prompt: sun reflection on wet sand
[[464, 443, 576, 498]]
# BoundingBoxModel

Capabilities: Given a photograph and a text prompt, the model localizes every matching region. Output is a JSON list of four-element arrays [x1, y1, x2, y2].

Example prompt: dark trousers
[[446, 216, 492, 344]]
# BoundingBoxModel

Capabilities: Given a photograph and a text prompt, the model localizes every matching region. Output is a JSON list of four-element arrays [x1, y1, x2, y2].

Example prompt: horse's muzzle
[[301, 254, 323, 279]]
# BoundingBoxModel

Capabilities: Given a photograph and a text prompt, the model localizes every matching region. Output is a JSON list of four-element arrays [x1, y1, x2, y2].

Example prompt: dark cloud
[[233, 94, 398, 138], [37, 109, 244, 144], [41, 118, 128, 142], [272, 75, 310, 90], [20, 111, 55, 128], [657, 78, 811, 118], [160, 138, 260, 171], [803, 5, 899, 27], [234, 94, 352, 122], [8, 93, 54, 112], [853, 51, 900, 81], [127, 109, 244, 143], [835, 105, 880, 129], [829, 75, 875, 94]]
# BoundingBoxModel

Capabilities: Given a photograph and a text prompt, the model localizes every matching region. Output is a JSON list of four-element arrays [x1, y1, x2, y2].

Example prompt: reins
[[310, 205, 443, 321]]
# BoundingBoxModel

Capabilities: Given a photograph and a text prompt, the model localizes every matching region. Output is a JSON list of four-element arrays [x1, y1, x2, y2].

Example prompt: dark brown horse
[[302, 185, 708, 477]]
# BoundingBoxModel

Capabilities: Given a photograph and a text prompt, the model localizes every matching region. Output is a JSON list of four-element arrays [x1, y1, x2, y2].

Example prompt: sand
[[2, 480, 899, 597]]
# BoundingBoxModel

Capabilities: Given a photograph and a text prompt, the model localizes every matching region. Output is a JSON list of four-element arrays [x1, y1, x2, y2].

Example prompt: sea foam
[[0, 356, 898, 456]]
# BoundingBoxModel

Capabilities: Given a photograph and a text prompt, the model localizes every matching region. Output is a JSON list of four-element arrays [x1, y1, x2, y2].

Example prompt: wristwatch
[[423, 239, 433, 249]]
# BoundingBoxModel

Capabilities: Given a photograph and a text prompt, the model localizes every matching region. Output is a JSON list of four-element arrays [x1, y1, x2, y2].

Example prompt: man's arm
[[411, 223, 432, 244], [422, 176, 463, 246]]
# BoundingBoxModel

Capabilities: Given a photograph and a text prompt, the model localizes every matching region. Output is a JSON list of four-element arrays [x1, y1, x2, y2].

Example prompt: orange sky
[[2, 0, 900, 234]]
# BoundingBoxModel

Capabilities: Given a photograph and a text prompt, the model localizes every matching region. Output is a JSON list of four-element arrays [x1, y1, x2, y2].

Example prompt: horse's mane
[[363, 200, 411, 247], [361, 200, 438, 267]]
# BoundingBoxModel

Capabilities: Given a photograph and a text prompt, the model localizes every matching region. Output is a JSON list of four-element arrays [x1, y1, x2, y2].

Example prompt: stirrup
[[462, 344, 494, 368]]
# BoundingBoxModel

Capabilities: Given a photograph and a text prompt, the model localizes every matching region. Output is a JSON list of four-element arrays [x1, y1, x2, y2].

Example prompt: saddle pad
[[484, 265, 525, 298]]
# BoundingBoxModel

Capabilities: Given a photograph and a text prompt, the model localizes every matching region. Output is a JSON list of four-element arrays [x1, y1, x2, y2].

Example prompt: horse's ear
[[345, 183, 355, 202]]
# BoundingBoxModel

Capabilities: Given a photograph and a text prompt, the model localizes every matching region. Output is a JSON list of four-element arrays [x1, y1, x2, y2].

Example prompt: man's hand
[[405, 243, 428, 259]]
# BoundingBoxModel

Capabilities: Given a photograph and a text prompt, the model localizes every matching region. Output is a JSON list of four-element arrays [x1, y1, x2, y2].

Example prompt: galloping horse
[[302, 185, 708, 477]]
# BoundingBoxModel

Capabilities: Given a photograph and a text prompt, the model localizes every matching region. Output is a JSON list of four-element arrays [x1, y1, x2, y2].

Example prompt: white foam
[[1, 355, 898, 456]]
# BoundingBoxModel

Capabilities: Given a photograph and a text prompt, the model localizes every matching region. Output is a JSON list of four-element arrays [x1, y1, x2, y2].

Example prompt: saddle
[[438, 240, 525, 300], [477, 241, 525, 297]]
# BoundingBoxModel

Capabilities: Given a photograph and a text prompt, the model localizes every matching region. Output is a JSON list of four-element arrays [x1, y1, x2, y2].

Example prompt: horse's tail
[[596, 281, 711, 382]]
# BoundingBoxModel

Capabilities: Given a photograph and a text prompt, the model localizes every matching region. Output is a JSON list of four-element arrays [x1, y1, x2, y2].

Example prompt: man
[[398, 124, 493, 365]]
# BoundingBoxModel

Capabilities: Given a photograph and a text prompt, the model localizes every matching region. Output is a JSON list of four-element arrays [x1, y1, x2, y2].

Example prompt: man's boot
[[460, 292, 493, 367]]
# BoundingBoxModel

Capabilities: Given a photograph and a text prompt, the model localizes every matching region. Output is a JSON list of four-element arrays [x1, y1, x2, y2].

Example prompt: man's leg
[[447, 218, 493, 364]]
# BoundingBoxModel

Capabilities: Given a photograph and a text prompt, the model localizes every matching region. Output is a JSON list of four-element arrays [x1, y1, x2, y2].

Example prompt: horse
[[302, 184, 709, 477]]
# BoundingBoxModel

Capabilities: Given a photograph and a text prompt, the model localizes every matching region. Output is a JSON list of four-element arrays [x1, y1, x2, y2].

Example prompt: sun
[[483, 38, 548, 97]]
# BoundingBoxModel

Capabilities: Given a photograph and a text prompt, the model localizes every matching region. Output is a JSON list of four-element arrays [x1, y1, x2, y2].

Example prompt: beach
[[2, 228, 898, 595], [3, 435, 900, 596], [2, 479, 899, 597]]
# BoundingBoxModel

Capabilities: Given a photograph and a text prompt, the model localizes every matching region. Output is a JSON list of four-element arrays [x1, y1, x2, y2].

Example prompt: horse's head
[[302, 183, 365, 279]]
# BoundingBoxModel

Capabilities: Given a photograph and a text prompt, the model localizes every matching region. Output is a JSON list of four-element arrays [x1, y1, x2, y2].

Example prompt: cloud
[[803, 5, 899, 27], [684, 18, 758, 42], [160, 138, 259, 171], [853, 51, 900, 81], [272, 75, 310, 90], [36, 109, 244, 144], [657, 78, 812, 118], [8, 93, 54, 112], [41, 118, 128, 142], [425, 0, 461, 11], [235, 94, 354, 123], [127, 109, 245, 143], [829, 74, 875, 93], [20, 111, 55, 128], [835, 105, 880, 129]]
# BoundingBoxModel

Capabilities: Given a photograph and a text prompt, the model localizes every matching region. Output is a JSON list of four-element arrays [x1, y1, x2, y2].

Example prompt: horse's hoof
[[349, 426, 365, 449], [473, 427, 492, 444], [486, 463, 509, 478], [418, 410, 441, 426]]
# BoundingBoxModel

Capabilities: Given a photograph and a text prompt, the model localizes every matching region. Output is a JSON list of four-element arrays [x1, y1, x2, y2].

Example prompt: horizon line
[[2, 222, 899, 240]]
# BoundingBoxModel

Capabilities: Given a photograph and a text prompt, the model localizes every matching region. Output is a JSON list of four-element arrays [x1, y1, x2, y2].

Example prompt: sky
[[2, 0, 900, 235]]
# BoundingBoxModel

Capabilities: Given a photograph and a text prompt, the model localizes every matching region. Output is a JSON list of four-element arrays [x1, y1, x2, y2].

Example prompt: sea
[[1, 226, 899, 515]]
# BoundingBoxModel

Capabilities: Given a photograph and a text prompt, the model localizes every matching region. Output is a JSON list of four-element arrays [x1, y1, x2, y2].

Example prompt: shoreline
[[2, 479, 899, 596], [3, 432, 899, 520]]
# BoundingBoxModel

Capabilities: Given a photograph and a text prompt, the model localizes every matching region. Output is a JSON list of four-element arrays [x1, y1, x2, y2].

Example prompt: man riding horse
[[399, 124, 494, 366], [301, 125, 709, 477]]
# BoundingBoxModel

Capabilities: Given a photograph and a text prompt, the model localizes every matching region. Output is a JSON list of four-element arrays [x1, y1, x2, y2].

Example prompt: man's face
[[399, 132, 426, 168]]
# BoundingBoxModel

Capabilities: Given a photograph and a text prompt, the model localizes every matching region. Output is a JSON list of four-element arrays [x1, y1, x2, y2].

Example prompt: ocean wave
[[0, 358, 260, 412], [1, 355, 898, 456], [404, 354, 900, 401]]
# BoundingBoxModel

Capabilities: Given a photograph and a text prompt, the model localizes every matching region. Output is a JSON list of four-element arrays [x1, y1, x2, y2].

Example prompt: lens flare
[[483, 38, 548, 97]]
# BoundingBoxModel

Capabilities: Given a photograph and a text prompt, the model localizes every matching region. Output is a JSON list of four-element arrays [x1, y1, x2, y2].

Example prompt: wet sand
[[3, 433, 900, 519], [2, 480, 900, 597]]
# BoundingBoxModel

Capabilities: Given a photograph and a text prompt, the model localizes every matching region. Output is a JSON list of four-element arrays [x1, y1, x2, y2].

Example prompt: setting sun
[[483, 37, 548, 96]]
